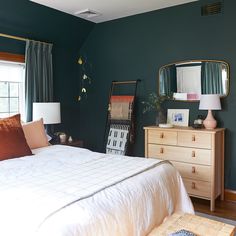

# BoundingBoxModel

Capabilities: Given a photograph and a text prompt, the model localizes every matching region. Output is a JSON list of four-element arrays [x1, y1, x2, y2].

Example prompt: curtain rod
[[0, 33, 53, 45]]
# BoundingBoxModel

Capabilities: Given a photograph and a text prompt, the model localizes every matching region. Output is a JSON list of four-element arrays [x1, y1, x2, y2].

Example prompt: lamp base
[[203, 110, 217, 129]]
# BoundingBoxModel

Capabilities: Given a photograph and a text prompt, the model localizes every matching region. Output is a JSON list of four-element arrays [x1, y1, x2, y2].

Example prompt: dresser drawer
[[172, 161, 211, 181], [178, 132, 212, 149], [147, 130, 177, 145], [147, 144, 164, 159], [148, 144, 211, 165], [183, 178, 211, 198]]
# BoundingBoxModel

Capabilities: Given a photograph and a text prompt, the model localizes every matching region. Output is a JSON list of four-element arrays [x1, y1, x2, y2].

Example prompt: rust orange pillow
[[0, 114, 32, 161]]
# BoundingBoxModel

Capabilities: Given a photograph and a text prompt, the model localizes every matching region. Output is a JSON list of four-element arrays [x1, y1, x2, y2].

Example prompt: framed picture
[[167, 109, 189, 127]]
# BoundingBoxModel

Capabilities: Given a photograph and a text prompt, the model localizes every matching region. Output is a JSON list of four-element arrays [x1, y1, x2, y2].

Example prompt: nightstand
[[60, 140, 83, 148]]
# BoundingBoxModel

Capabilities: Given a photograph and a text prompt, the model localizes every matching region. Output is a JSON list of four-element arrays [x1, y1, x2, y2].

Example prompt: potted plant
[[142, 92, 171, 125]]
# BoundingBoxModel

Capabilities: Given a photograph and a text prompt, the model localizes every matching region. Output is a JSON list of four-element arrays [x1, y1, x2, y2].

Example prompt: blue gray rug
[[196, 212, 236, 235]]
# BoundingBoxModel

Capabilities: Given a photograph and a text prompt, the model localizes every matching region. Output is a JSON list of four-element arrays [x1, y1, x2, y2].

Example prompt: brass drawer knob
[[160, 147, 164, 154], [192, 135, 196, 142], [192, 151, 196, 157], [160, 133, 164, 139], [191, 182, 196, 189], [192, 166, 196, 173]]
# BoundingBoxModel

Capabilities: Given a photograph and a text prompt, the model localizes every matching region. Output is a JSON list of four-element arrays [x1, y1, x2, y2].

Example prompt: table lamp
[[33, 102, 61, 136], [199, 94, 221, 129]]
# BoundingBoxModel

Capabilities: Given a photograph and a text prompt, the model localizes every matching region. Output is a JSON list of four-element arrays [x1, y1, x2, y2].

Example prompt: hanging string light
[[77, 56, 92, 102]]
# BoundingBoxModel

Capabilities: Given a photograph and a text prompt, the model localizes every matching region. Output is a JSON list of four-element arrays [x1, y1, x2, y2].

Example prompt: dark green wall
[[1, 0, 236, 190], [80, 0, 236, 190], [0, 0, 94, 136]]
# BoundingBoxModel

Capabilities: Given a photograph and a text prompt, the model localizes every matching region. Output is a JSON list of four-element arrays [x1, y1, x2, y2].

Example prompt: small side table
[[60, 140, 83, 148]]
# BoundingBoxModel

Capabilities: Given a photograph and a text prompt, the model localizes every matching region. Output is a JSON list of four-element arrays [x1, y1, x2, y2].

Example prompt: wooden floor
[[191, 197, 236, 221]]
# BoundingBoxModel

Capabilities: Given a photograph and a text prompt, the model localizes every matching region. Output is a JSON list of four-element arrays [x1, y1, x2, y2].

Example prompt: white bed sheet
[[0, 145, 193, 236]]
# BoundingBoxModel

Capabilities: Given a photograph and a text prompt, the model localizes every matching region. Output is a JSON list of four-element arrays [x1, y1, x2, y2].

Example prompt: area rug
[[196, 212, 236, 235]]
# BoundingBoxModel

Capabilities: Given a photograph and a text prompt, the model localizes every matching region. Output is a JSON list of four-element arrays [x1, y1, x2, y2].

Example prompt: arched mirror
[[158, 60, 229, 101]]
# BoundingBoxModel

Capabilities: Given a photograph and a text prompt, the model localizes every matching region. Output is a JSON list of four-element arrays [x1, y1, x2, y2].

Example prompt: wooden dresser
[[144, 126, 225, 211]]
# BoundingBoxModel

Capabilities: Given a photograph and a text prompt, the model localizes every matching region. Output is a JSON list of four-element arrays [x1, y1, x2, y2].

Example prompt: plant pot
[[155, 110, 166, 126]]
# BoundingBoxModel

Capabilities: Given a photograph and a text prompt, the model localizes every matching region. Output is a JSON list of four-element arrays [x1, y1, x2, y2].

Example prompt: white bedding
[[0, 145, 193, 236]]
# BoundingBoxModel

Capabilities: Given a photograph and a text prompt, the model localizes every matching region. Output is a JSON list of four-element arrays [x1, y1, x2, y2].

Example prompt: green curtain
[[159, 65, 176, 96], [201, 62, 223, 95], [25, 40, 53, 121]]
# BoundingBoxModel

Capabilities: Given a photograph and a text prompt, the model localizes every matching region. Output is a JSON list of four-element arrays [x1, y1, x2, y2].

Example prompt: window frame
[[0, 52, 25, 119], [0, 52, 25, 63]]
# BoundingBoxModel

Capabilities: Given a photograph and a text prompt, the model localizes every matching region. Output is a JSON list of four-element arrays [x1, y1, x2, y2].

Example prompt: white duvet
[[0, 145, 193, 236]]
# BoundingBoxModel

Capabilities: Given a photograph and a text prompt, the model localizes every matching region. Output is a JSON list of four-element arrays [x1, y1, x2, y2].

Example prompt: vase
[[59, 134, 67, 143], [155, 110, 166, 126]]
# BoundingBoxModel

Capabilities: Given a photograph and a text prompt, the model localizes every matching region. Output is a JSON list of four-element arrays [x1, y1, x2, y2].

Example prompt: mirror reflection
[[158, 60, 229, 101]]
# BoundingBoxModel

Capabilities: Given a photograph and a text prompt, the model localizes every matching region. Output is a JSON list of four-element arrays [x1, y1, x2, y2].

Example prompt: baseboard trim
[[225, 189, 236, 202]]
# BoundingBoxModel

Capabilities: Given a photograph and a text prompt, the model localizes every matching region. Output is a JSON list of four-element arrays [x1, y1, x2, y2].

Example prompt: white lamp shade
[[199, 94, 221, 110], [33, 102, 61, 124]]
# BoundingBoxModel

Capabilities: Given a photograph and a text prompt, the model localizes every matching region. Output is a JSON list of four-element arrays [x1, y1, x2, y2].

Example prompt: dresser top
[[143, 126, 225, 133]]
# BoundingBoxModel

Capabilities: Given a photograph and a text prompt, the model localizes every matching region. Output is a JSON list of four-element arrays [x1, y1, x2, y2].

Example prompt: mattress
[[0, 145, 193, 236]]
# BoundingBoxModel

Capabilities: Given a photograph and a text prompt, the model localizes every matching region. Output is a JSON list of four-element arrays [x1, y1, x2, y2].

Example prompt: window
[[0, 61, 25, 120]]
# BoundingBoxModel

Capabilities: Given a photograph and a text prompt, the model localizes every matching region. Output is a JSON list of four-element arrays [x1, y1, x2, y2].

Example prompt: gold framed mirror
[[158, 60, 229, 101]]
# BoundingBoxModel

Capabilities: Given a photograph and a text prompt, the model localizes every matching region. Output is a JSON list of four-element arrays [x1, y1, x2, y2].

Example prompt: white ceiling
[[30, 0, 198, 23]]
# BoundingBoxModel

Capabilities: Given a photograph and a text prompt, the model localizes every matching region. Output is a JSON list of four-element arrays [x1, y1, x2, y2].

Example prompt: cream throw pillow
[[22, 118, 49, 149]]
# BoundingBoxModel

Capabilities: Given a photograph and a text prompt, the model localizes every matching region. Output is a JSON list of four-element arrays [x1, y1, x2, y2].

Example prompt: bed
[[0, 144, 194, 236]]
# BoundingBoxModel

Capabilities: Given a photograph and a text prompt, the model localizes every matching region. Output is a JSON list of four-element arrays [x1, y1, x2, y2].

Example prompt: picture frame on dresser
[[167, 109, 189, 127]]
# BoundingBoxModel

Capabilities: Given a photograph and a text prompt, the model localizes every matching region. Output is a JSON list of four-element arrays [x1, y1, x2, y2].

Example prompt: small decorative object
[[68, 136, 73, 143], [169, 229, 196, 236], [192, 115, 204, 129], [199, 94, 221, 129], [142, 92, 171, 125], [159, 123, 174, 128], [167, 109, 189, 127], [59, 133, 67, 143], [77, 56, 92, 102]]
